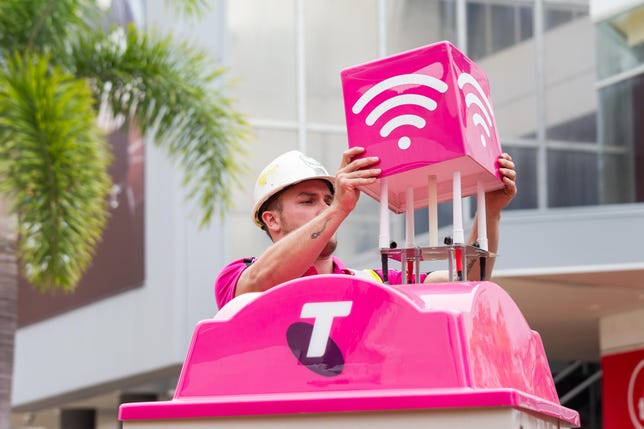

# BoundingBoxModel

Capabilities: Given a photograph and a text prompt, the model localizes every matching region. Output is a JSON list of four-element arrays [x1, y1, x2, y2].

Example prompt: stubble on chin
[[319, 237, 337, 258]]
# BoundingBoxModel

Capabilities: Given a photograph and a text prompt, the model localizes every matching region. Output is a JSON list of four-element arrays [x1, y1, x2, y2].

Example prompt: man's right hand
[[332, 147, 381, 216]]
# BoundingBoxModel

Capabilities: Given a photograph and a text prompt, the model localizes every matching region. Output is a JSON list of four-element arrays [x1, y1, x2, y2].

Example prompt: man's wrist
[[329, 200, 353, 219], [486, 209, 502, 221]]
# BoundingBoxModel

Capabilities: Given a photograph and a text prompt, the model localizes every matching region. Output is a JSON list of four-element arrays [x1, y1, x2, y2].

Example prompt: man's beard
[[319, 236, 337, 258]]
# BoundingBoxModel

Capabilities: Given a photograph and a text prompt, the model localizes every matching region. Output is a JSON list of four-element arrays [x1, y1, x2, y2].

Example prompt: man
[[215, 146, 517, 308]]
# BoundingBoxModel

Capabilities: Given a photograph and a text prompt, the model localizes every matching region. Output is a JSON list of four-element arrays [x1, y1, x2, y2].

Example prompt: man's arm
[[237, 203, 346, 296], [235, 147, 381, 297], [425, 153, 517, 282]]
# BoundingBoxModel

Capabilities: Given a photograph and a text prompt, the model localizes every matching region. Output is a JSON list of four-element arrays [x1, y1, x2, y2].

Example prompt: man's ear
[[261, 210, 280, 233]]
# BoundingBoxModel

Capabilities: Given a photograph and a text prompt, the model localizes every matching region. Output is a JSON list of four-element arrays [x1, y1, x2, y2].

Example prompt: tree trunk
[[0, 198, 17, 429]]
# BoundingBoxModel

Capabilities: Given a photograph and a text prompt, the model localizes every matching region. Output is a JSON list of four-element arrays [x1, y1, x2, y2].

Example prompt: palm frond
[[164, 0, 213, 19], [0, 0, 98, 59], [0, 54, 111, 290], [72, 24, 251, 226]]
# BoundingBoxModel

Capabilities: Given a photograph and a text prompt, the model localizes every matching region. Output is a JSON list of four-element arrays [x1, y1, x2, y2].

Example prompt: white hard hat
[[252, 150, 334, 227]]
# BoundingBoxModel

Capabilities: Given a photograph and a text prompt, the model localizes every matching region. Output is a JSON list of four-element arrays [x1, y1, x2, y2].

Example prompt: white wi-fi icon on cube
[[458, 73, 495, 148], [351, 73, 448, 150]]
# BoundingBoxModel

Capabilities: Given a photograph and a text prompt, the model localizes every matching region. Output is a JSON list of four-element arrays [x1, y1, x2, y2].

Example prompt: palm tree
[[0, 0, 249, 427]]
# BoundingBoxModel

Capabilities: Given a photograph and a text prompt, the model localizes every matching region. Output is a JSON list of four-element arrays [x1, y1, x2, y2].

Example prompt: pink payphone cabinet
[[119, 42, 579, 429]]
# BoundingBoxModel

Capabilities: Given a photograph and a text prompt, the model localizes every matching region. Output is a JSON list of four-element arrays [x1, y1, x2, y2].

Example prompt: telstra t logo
[[286, 301, 352, 377]]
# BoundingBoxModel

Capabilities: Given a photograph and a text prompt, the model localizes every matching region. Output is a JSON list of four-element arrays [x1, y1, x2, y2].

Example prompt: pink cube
[[341, 41, 504, 213]]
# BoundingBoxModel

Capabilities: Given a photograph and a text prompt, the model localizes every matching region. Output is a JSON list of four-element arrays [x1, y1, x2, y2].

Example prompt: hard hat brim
[[252, 176, 335, 228]]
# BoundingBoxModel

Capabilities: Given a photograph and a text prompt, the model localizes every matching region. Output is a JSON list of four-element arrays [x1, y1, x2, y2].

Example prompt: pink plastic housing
[[119, 276, 579, 427], [341, 41, 504, 213]]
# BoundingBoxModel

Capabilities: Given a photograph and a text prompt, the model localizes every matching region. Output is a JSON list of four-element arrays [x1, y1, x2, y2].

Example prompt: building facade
[[10, 0, 644, 428]]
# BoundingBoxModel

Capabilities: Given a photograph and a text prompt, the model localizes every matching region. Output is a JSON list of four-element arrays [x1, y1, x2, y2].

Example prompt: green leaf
[[71, 23, 252, 225], [0, 0, 98, 58], [164, 0, 213, 20], [0, 1, 251, 292], [0, 54, 112, 290]]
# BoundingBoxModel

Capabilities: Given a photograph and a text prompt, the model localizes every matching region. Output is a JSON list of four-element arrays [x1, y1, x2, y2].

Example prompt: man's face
[[273, 180, 337, 256]]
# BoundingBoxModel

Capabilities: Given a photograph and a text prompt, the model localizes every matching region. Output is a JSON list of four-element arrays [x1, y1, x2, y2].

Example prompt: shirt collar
[[303, 256, 351, 276]]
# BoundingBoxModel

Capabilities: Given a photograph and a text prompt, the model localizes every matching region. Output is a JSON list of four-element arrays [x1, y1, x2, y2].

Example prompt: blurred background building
[[10, 0, 644, 428]]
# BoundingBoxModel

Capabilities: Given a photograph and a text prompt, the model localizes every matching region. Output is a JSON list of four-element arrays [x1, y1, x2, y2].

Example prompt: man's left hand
[[486, 153, 517, 214]]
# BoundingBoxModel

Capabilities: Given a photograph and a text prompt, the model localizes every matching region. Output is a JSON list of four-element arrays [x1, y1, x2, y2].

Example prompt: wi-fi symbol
[[458, 73, 494, 148], [352, 73, 448, 150]]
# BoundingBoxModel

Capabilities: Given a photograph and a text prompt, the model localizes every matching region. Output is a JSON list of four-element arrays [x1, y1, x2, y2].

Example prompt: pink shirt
[[214, 256, 426, 308]]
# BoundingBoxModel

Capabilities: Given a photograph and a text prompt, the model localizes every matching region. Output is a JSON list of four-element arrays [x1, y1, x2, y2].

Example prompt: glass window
[[490, 4, 518, 54], [598, 73, 644, 204], [600, 153, 634, 204], [504, 146, 538, 210], [386, 0, 456, 55], [519, 5, 533, 42], [464, 2, 539, 210], [544, 3, 594, 145], [227, 0, 297, 120], [467, 2, 537, 141], [545, 6, 573, 31], [596, 4, 644, 81], [599, 78, 635, 149], [547, 150, 598, 207], [546, 114, 596, 143], [305, 0, 378, 125], [467, 2, 488, 61], [542, 2, 598, 208], [467, 1, 534, 61]]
